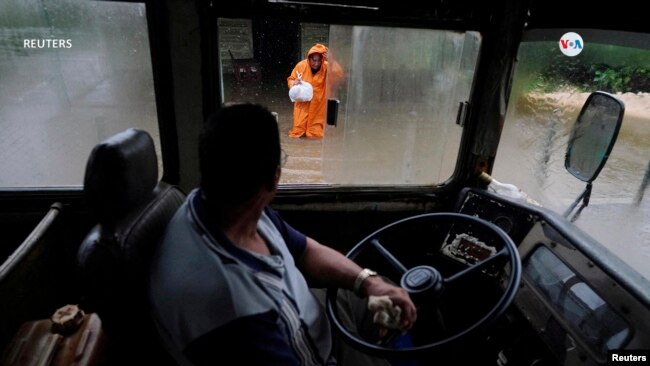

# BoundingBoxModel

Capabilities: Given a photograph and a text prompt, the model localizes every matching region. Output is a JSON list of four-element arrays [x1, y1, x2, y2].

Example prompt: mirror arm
[[564, 182, 593, 222]]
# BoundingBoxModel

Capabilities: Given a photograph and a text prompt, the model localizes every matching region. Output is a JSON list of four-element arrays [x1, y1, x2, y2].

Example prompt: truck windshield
[[218, 18, 480, 187]]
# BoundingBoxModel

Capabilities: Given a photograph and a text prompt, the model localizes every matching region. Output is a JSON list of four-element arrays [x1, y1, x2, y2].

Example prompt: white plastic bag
[[289, 80, 313, 102]]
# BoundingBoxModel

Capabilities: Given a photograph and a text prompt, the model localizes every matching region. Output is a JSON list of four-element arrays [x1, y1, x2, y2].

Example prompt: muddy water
[[494, 91, 650, 280], [228, 81, 650, 280], [281, 135, 326, 184]]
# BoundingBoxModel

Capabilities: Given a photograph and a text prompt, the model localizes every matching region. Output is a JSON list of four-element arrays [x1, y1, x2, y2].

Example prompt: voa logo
[[559, 32, 584, 57]]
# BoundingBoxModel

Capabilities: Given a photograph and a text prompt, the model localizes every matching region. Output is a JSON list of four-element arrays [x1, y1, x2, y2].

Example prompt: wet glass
[[281, 149, 288, 167], [322, 26, 480, 185], [0, 0, 160, 187], [493, 29, 650, 280], [217, 18, 480, 186]]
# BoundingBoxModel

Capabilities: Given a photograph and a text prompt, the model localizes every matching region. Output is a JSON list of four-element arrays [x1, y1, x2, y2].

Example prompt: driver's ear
[[274, 167, 281, 187], [266, 167, 281, 193]]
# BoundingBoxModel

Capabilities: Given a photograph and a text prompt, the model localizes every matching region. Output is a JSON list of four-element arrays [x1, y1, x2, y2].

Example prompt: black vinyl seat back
[[77, 128, 185, 364]]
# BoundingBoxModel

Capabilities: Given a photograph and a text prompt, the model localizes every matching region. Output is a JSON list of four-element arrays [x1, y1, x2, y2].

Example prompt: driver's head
[[199, 103, 281, 206]]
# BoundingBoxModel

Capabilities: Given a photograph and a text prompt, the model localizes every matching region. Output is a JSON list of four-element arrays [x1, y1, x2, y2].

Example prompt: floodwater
[[234, 82, 650, 281], [493, 91, 650, 280]]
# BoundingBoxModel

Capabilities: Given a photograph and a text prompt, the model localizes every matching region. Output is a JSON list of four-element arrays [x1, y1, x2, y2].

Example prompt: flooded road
[[249, 84, 650, 280], [253, 84, 650, 280], [494, 91, 650, 280]]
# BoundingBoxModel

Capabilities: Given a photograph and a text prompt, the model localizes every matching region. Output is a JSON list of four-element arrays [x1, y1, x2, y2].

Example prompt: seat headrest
[[84, 128, 158, 222]]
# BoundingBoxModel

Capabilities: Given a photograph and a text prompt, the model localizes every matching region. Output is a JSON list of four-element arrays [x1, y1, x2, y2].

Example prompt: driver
[[149, 102, 417, 365]]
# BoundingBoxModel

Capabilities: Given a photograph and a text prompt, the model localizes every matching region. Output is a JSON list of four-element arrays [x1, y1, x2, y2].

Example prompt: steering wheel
[[326, 213, 521, 359]]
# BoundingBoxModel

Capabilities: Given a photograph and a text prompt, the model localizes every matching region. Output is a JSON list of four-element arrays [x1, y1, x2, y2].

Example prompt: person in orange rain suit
[[287, 43, 344, 139]]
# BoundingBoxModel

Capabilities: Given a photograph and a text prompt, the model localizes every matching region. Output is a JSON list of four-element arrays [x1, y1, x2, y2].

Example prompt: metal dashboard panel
[[456, 188, 538, 245], [455, 188, 650, 365]]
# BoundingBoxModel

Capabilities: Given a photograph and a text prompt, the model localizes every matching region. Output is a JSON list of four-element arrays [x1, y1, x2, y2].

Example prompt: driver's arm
[[297, 237, 417, 331]]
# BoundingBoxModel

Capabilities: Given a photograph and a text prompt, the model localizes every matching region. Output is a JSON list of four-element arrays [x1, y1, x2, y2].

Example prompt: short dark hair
[[199, 103, 280, 206]]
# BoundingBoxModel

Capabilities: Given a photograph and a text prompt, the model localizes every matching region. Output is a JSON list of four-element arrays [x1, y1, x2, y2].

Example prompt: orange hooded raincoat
[[287, 44, 344, 138]]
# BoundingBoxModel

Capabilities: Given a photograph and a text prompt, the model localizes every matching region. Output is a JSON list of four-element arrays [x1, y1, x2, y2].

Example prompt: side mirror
[[564, 91, 624, 220], [565, 91, 625, 183]]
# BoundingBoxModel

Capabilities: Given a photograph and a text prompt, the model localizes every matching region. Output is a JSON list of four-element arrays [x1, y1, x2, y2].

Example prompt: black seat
[[76, 128, 185, 365]]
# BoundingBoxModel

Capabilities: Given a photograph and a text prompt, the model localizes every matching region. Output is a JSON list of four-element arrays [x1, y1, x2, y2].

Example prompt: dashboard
[[453, 188, 650, 365]]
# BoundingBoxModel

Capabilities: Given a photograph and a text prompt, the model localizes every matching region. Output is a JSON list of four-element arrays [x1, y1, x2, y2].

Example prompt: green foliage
[[529, 63, 650, 94], [592, 65, 650, 92], [524, 43, 650, 94]]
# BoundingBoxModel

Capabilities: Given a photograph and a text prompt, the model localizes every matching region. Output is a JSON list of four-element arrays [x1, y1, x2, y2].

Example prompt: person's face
[[309, 54, 323, 69]]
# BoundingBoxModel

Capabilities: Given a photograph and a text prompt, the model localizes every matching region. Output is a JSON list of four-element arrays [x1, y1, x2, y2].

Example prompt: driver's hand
[[368, 295, 401, 337], [361, 277, 417, 334]]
